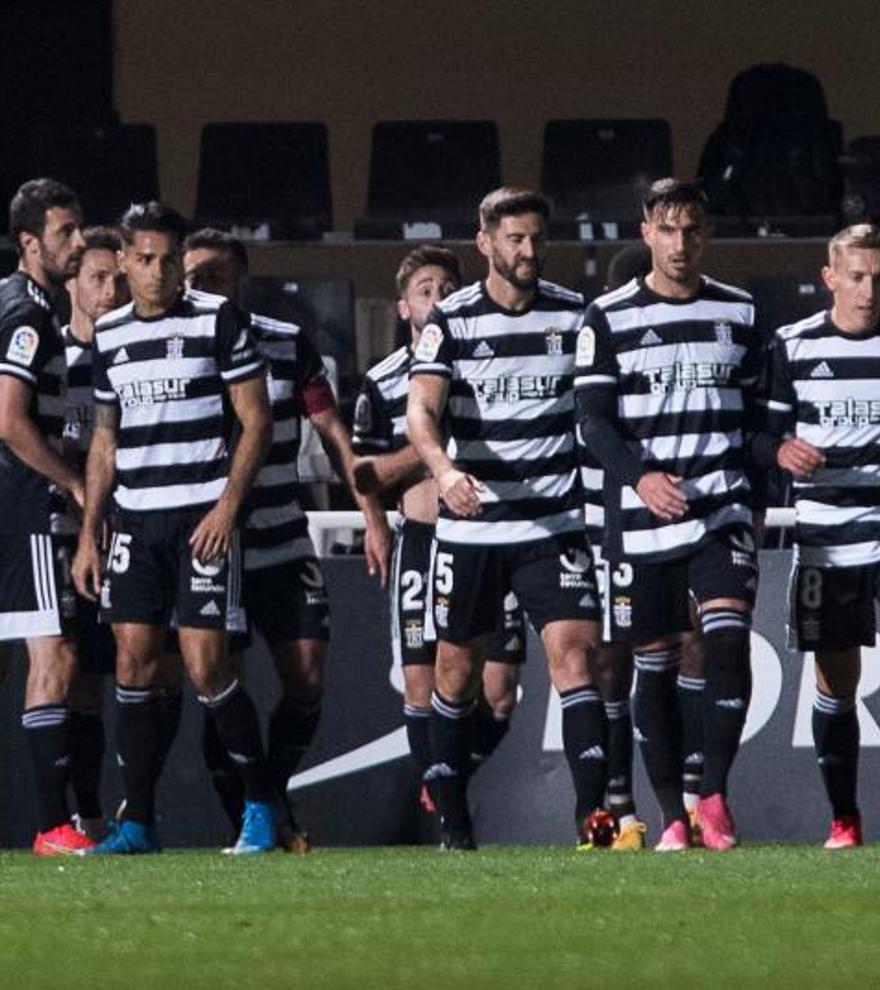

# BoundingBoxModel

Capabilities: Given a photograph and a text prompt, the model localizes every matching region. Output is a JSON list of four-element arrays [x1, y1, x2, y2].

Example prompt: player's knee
[[434, 643, 478, 701], [403, 665, 434, 708]]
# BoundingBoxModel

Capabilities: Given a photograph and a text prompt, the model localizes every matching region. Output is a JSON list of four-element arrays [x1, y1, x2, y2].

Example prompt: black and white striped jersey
[[0, 272, 66, 532], [92, 288, 263, 513], [242, 313, 329, 572], [758, 310, 880, 568], [63, 327, 95, 461], [575, 275, 760, 563], [409, 279, 585, 546], [352, 345, 410, 456]]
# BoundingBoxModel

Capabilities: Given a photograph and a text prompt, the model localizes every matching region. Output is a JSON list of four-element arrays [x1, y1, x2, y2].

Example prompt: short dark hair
[[82, 225, 122, 255], [68, 226, 122, 277], [119, 201, 188, 247], [642, 178, 708, 220], [606, 243, 652, 290], [184, 227, 249, 274], [9, 177, 81, 253], [395, 245, 461, 296], [479, 186, 551, 232]]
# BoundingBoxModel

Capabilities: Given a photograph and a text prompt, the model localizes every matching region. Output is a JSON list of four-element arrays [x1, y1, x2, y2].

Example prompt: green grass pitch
[[1, 845, 879, 989]]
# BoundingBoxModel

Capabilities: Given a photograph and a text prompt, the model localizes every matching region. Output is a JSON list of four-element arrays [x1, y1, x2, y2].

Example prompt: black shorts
[[0, 531, 63, 640], [627, 526, 758, 643], [391, 520, 526, 665], [591, 544, 635, 646], [430, 530, 600, 645], [56, 539, 116, 675], [100, 509, 241, 631], [230, 556, 330, 651], [788, 563, 879, 652]]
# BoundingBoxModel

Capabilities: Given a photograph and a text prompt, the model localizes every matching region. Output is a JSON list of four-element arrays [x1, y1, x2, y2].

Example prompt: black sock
[[471, 703, 510, 771], [22, 705, 71, 833], [404, 703, 433, 778], [203, 709, 245, 828], [200, 679, 273, 804], [604, 698, 635, 819], [428, 691, 474, 832], [267, 695, 322, 796], [677, 674, 705, 807], [69, 710, 105, 820], [154, 688, 183, 775], [559, 685, 607, 823], [700, 610, 752, 797], [633, 647, 684, 827], [116, 685, 161, 825], [813, 690, 860, 818]]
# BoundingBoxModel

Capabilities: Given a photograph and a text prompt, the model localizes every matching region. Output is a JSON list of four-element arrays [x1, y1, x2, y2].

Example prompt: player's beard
[[39, 241, 77, 286], [493, 251, 542, 292]]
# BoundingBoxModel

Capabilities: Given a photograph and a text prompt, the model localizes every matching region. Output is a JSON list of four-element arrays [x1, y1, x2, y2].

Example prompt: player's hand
[[72, 535, 103, 602], [635, 472, 688, 522], [364, 516, 391, 588], [189, 499, 236, 563], [777, 437, 825, 478], [438, 468, 483, 517]]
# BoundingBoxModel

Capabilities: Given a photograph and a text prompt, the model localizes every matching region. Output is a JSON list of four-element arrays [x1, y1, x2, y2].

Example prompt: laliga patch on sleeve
[[414, 324, 443, 363], [354, 392, 373, 434], [576, 326, 596, 367], [6, 326, 39, 367]]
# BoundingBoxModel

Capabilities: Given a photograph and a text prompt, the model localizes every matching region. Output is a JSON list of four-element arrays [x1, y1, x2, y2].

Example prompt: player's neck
[[646, 269, 700, 301], [830, 305, 878, 336], [484, 271, 535, 313], [69, 310, 94, 345], [17, 259, 55, 296]]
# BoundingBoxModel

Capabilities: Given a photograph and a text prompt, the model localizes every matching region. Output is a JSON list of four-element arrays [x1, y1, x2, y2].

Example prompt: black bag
[[698, 64, 843, 217]]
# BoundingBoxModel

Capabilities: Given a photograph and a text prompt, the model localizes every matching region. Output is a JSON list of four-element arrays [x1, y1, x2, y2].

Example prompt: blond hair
[[828, 224, 880, 264]]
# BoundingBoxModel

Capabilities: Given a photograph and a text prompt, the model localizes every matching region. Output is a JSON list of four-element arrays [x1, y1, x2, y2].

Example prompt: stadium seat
[[354, 120, 501, 239], [541, 119, 673, 239], [698, 64, 843, 237], [0, 122, 158, 232], [195, 122, 332, 240]]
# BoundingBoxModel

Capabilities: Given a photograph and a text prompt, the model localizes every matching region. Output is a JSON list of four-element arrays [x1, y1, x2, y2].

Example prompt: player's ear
[[820, 264, 835, 293], [476, 228, 492, 259], [18, 230, 37, 259], [397, 297, 410, 322]]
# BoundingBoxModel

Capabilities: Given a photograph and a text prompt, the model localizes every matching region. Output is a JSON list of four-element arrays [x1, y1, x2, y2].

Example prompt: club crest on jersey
[[7, 326, 38, 366], [576, 326, 595, 367], [545, 328, 563, 356], [415, 324, 443, 363], [714, 321, 733, 346], [166, 336, 185, 360]]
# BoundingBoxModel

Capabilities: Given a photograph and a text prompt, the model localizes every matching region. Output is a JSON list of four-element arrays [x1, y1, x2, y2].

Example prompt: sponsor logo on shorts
[[560, 548, 591, 589], [192, 556, 223, 578], [191, 576, 226, 594]]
